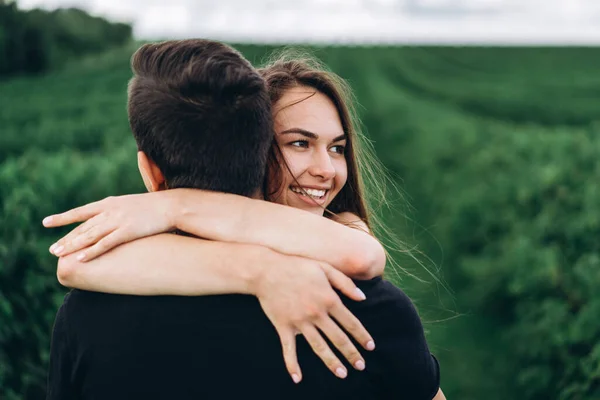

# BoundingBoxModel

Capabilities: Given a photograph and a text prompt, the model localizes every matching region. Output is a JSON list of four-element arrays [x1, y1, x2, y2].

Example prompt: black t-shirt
[[46, 276, 440, 400]]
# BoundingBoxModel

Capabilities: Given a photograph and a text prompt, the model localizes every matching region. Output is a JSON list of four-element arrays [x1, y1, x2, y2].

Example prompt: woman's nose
[[308, 150, 336, 180]]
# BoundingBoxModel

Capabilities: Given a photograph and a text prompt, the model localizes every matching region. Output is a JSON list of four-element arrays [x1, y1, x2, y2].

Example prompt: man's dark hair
[[127, 39, 273, 196]]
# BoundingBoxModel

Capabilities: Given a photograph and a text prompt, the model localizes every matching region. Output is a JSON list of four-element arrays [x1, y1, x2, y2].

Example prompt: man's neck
[[250, 190, 264, 200]]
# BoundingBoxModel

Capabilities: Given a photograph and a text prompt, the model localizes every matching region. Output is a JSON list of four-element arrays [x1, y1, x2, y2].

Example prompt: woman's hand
[[43, 192, 175, 261], [252, 252, 375, 384]]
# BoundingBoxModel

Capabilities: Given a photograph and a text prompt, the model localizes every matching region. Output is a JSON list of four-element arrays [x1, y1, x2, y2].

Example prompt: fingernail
[[354, 360, 366, 370], [76, 253, 86, 261], [49, 243, 57, 253], [43, 216, 53, 226], [335, 367, 347, 379], [355, 288, 366, 300], [366, 341, 375, 351], [291, 374, 301, 384], [53, 245, 64, 255]]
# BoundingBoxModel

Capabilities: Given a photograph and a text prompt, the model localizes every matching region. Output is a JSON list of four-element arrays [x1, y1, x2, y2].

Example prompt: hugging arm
[[45, 189, 386, 279], [172, 190, 386, 279], [57, 233, 375, 383], [57, 234, 271, 296]]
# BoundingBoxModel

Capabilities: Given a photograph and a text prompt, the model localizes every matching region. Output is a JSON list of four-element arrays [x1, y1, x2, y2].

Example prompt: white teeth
[[290, 187, 327, 198]]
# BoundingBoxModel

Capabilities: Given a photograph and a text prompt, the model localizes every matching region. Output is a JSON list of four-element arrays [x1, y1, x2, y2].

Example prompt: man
[[47, 39, 443, 399]]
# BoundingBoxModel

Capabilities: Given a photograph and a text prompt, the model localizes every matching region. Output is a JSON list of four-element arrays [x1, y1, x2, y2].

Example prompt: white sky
[[16, 0, 600, 44]]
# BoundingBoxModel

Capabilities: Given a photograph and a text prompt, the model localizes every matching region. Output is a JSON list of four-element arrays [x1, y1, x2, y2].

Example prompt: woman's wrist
[[244, 246, 279, 296], [164, 189, 203, 233], [159, 189, 182, 232], [168, 189, 247, 240]]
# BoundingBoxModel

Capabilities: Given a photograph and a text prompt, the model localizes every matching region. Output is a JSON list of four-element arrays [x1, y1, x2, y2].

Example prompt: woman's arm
[[169, 189, 385, 279], [57, 233, 376, 383], [45, 189, 386, 279], [57, 234, 266, 296]]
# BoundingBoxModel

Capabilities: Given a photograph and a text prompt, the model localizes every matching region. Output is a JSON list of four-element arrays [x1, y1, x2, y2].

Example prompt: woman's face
[[269, 86, 348, 216]]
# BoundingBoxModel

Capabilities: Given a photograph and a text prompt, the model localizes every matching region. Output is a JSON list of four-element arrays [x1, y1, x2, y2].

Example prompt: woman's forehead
[[274, 87, 343, 137]]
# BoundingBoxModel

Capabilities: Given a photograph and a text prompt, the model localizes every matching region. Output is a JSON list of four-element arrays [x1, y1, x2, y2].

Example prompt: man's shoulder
[[66, 289, 257, 306], [65, 288, 116, 301], [352, 277, 421, 321], [351, 277, 441, 399], [353, 276, 428, 342], [62, 289, 262, 321], [58, 289, 138, 326], [59, 289, 269, 350], [62, 289, 137, 310]]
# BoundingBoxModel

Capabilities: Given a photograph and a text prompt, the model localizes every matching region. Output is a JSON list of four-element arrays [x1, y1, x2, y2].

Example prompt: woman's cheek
[[280, 150, 304, 178], [265, 165, 287, 205], [335, 159, 348, 187]]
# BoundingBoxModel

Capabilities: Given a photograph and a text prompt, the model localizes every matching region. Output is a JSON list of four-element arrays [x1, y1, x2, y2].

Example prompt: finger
[[321, 264, 366, 302], [330, 304, 376, 352], [55, 218, 115, 257], [300, 324, 347, 379], [50, 219, 96, 256], [50, 216, 104, 256], [75, 229, 122, 262], [43, 200, 103, 228], [276, 328, 302, 384], [316, 316, 365, 371]]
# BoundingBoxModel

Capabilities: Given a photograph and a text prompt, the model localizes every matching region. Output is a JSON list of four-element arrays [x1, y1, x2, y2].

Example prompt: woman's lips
[[289, 187, 328, 207]]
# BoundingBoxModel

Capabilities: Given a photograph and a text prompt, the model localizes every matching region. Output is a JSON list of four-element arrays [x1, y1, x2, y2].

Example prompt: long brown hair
[[258, 51, 384, 228], [257, 50, 445, 286]]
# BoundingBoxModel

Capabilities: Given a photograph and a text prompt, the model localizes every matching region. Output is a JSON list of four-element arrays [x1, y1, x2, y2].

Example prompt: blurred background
[[2, 0, 600, 399]]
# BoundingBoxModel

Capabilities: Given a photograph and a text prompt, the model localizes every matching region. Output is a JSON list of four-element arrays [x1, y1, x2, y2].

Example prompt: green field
[[2, 43, 600, 399]]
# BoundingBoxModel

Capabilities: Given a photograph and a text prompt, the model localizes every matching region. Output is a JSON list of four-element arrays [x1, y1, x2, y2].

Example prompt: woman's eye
[[290, 140, 309, 148], [331, 145, 345, 154]]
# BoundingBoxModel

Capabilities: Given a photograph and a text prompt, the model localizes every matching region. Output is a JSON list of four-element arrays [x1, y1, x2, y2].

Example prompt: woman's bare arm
[[170, 189, 386, 279], [46, 190, 386, 279], [57, 234, 266, 296]]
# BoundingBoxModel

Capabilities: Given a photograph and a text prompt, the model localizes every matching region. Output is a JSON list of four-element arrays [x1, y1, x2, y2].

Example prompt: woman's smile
[[289, 186, 330, 206]]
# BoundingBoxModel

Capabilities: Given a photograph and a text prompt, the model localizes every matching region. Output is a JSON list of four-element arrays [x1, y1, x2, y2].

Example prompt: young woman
[[44, 54, 444, 398]]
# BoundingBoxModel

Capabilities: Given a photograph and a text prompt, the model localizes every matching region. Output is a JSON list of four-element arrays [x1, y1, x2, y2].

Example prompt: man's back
[[47, 275, 439, 400]]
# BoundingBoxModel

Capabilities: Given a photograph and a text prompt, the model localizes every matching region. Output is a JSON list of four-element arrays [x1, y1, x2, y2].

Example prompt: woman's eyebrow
[[279, 128, 318, 139], [280, 128, 346, 142]]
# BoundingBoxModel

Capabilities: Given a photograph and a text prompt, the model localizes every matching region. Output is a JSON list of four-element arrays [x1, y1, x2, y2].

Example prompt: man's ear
[[137, 151, 166, 192]]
